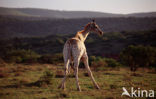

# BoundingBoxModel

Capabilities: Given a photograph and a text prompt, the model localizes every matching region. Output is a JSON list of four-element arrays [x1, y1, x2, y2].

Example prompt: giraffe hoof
[[58, 84, 63, 89], [95, 85, 100, 89], [77, 88, 82, 92], [58, 85, 61, 89]]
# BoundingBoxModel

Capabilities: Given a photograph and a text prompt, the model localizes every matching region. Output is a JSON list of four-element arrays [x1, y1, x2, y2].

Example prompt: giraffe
[[58, 20, 103, 91]]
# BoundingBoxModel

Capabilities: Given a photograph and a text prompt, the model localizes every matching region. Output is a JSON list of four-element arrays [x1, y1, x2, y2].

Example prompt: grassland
[[0, 63, 156, 99]]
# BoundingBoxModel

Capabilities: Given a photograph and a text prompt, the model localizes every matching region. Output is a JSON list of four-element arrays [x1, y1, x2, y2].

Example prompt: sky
[[0, 0, 156, 14]]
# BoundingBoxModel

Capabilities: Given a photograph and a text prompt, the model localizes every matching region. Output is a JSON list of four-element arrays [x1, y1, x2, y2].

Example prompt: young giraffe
[[58, 20, 103, 91]]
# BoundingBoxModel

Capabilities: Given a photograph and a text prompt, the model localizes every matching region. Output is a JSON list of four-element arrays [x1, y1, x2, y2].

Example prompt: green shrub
[[4, 49, 40, 63], [39, 54, 55, 64], [39, 53, 63, 64], [120, 45, 156, 71], [103, 58, 121, 67], [90, 56, 121, 71], [91, 60, 108, 68], [90, 56, 96, 62]]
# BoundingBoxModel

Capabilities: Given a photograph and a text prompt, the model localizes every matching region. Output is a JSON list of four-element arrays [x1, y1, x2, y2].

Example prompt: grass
[[0, 64, 156, 99]]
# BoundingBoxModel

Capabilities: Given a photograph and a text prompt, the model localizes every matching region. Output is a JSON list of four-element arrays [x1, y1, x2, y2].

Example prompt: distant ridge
[[127, 12, 156, 17], [0, 7, 156, 18]]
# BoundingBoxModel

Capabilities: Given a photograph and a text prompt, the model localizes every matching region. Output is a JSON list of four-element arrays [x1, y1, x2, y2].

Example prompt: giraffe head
[[84, 19, 103, 36]]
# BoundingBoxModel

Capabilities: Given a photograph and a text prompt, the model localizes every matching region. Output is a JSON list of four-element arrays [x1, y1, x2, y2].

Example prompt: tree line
[[0, 30, 156, 71]]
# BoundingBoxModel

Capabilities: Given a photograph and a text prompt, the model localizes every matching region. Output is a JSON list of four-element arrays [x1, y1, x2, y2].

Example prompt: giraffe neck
[[75, 30, 89, 42]]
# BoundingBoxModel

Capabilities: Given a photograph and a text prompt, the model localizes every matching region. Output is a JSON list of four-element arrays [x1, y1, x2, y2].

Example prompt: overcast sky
[[0, 0, 156, 14]]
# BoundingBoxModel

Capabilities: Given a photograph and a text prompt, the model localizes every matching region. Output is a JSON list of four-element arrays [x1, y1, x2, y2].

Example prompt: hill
[[0, 7, 156, 18], [127, 12, 156, 17], [0, 7, 32, 17], [0, 7, 123, 18], [0, 16, 156, 38]]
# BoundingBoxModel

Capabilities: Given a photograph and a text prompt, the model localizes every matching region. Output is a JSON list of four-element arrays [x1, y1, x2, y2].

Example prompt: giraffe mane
[[84, 23, 91, 31], [75, 22, 93, 41]]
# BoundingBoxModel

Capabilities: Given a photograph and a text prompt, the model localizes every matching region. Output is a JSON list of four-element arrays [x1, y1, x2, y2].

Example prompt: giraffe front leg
[[82, 53, 100, 89]]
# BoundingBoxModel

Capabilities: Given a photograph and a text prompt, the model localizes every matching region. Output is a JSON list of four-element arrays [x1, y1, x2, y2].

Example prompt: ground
[[0, 63, 156, 99]]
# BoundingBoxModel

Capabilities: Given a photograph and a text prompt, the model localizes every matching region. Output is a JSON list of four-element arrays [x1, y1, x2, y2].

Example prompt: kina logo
[[121, 87, 154, 97]]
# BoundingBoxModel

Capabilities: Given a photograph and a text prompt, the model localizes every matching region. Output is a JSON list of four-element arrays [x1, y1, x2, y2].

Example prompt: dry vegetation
[[0, 63, 156, 99]]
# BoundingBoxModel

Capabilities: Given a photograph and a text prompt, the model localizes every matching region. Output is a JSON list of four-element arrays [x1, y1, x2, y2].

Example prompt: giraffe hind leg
[[58, 59, 70, 89], [73, 58, 81, 91]]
